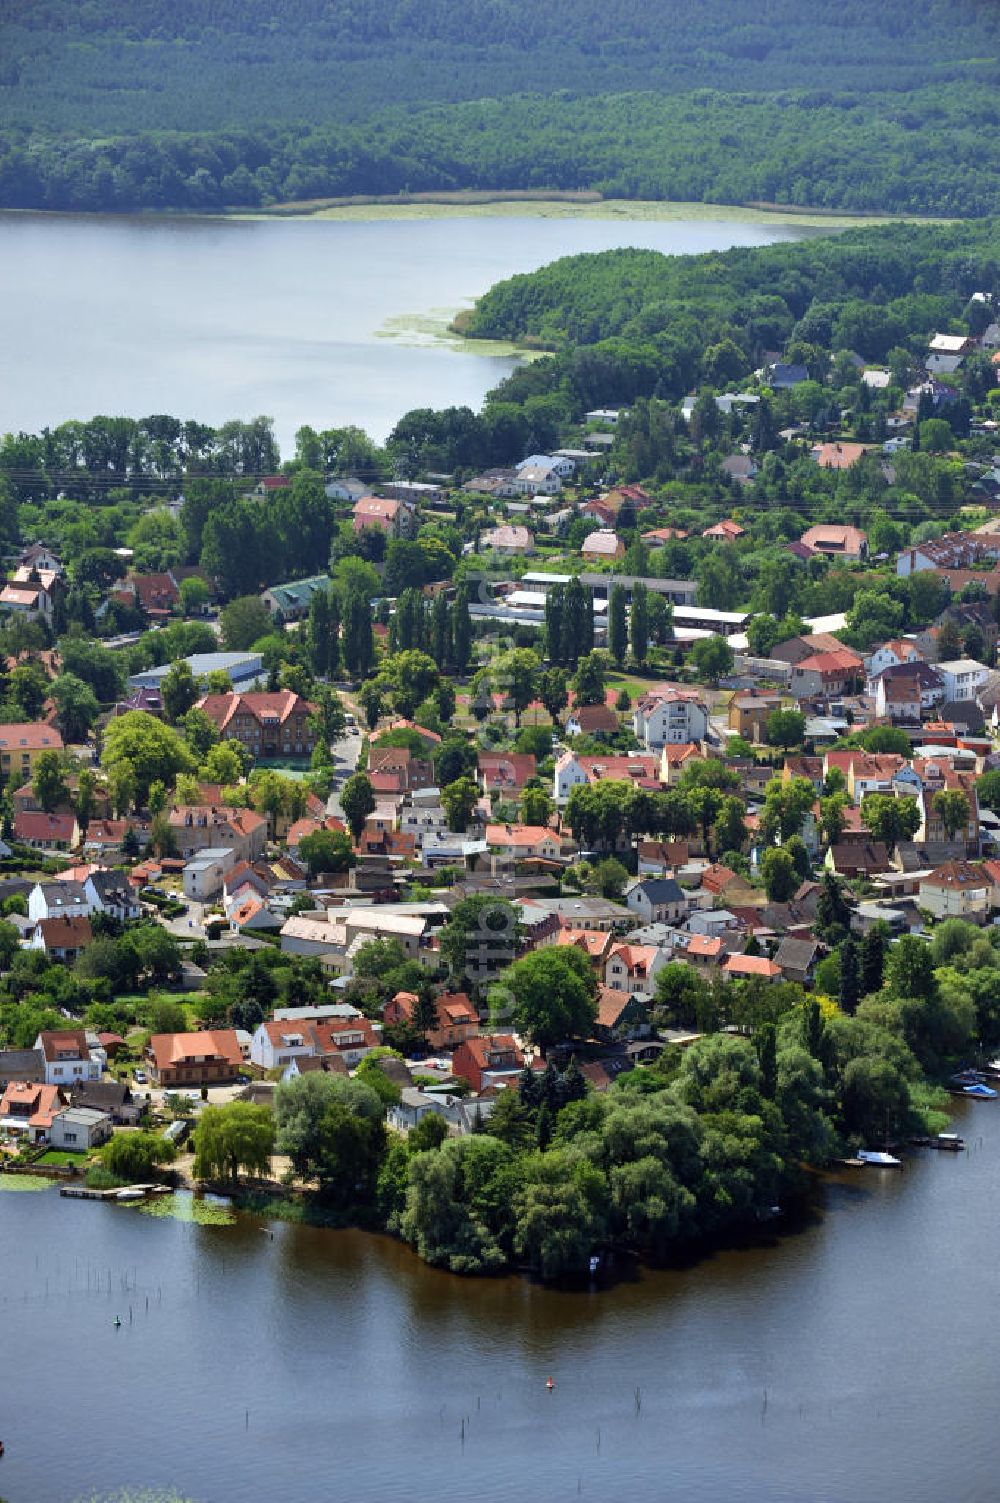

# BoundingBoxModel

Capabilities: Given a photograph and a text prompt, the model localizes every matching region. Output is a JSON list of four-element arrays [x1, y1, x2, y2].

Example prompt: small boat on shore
[[857, 1150, 903, 1169]]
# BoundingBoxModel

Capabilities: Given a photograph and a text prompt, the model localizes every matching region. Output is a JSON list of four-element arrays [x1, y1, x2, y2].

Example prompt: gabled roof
[[722, 954, 782, 978], [596, 986, 640, 1029], [773, 936, 821, 970], [36, 1028, 89, 1062], [606, 943, 661, 976], [0, 722, 64, 752], [478, 753, 537, 786], [686, 934, 724, 959], [795, 648, 864, 675], [147, 1029, 244, 1071], [35, 916, 93, 949], [195, 689, 316, 734], [435, 992, 477, 1026], [568, 703, 619, 732], [632, 877, 684, 903], [920, 860, 989, 890], [556, 927, 612, 960]]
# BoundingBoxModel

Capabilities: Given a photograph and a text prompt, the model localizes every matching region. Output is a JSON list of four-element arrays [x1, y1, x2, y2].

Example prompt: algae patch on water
[[376, 306, 527, 357], [132, 1191, 236, 1226], [74, 1490, 203, 1503], [0, 1172, 54, 1191]]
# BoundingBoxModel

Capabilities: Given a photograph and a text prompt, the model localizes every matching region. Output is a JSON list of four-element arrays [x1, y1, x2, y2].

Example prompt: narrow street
[[326, 722, 363, 821]]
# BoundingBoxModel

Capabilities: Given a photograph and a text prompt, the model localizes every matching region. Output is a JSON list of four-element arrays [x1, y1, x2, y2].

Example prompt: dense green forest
[[466, 219, 1000, 349], [0, 0, 998, 213], [4, 0, 997, 129], [1, 86, 998, 216]]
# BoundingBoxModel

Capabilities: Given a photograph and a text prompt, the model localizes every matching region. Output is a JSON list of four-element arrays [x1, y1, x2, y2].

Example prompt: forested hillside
[[3, 0, 997, 130], [0, 0, 997, 214], [1, 86, 998, 217]]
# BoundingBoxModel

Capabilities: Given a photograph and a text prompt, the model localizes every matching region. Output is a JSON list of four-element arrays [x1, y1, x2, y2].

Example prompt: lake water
[[1, 1098, 998, 1503], [0, 213, 815, 454]]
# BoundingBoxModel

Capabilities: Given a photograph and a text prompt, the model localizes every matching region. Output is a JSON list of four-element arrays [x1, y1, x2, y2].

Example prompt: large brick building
[[195, 690, 317, 760]]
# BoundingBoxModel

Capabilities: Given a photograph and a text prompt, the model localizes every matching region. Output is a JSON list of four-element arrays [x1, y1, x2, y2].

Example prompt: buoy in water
[[114, 1317, 122, 1328], [545, 1377, 555, 1391]]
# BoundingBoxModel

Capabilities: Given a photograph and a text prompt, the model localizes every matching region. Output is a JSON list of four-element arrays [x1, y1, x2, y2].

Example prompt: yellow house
[[659, 742, 703, 785], [0, 722, 64, 782]]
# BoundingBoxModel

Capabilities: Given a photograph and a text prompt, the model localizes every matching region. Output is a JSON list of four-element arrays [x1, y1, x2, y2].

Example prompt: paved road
[[326, 724, 363, 821]]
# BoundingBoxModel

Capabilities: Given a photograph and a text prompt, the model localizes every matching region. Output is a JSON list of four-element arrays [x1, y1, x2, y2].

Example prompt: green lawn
[[35, 1150, 89, 1166]]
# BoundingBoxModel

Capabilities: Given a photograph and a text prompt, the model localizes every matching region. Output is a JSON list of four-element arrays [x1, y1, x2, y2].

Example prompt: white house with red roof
[[633, 691, 708, 749], [352, 495, 415, 537], [604, 943, 668, 997], [34, 1029, 103, 1086], [485, 824, 562, 861], [250, 1013, 379, 1072]]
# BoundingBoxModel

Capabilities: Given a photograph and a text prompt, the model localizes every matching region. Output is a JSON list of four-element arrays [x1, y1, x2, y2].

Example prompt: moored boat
[[857, 1150, 903, 1168]]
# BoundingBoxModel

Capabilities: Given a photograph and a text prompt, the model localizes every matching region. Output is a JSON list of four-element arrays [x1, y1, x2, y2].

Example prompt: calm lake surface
[[1, 1098, 998, 1503], [0, 213, 815, 452]]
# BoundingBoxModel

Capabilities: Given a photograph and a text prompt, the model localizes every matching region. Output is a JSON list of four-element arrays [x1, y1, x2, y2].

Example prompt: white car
[[134, 1069, 147, 1084]]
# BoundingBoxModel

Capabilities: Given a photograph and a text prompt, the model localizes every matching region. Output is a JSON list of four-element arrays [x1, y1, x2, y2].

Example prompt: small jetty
[[910, 1132, 966, 1151], [60, 1183, 170, 1201]]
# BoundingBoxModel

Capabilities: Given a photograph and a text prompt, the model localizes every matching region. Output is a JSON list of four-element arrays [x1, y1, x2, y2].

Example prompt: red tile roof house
[[789, 648, 865, 700], [249, 1016, 379, 1073], [702, 518, 746, 541], [684, 934, 726, 971], [195, 690, 317, 761], [594, 986, 650, 1043], [452, 1034, 525, 1093], [14, 810, 80, 850], [427, 993, 480, 1051], [485, 824, 563, 861], [27, 915, 93, 962], [0, 721, 64, 784], [383, 991, 417, 1028], [722, 954, 783, 983], [565, 703, 620, 737], [35, 1028, 103, 1085], [368, 745, 435, 792], [352, 495, 415, 537], [478, 753, 538, 795], [146, 1029, 245, 1088], [604, 943, 669, 997], [113, 570, 181, 619], [798, 525, 868, 562], [556, 927, 615, 968], [0, 1080, 65, 1142]]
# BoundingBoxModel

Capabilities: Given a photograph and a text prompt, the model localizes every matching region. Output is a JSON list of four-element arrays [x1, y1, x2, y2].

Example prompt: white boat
[[857, 1150, 902, 1168], [115, 1188, 145, 1201]]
